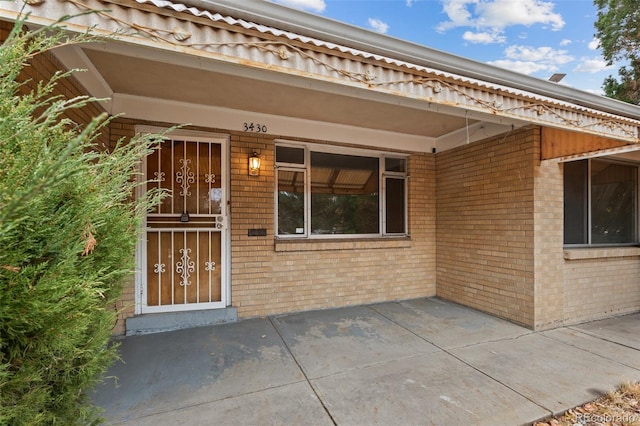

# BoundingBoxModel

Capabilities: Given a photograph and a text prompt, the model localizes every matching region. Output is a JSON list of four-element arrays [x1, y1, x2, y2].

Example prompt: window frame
[[276, 165, 308, 238], [382, 158, 409, 236], [275, 142, 408, 240], [563, 158, 640, 248]]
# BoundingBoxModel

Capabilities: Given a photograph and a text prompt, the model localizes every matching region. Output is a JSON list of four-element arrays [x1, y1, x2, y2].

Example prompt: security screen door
[[143, 137, 227, 313]]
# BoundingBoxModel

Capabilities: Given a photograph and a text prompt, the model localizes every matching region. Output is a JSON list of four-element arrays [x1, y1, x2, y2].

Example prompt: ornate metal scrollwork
[[176, 248, 195, 286], [175, 159, 195, 197]]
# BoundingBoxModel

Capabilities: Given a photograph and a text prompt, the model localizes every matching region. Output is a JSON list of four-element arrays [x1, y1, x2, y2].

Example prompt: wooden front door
[[142, 136, 227, 313]]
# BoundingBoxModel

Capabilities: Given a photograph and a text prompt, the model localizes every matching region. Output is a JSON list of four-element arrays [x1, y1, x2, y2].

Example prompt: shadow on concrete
[[92, 297, 640, 425]]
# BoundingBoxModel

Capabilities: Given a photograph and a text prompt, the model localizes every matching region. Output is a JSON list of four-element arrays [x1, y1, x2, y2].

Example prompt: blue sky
[[269, 0, 619, 95]]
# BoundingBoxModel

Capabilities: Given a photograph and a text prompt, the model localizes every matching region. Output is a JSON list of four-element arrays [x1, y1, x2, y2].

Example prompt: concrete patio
[[92, 298, 640, 425]]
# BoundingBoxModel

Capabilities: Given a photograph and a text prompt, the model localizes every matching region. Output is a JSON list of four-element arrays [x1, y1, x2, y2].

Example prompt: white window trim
[[275, 141, 408, 240], [275, 166, 308, 238], [382, 165, 409, 236]]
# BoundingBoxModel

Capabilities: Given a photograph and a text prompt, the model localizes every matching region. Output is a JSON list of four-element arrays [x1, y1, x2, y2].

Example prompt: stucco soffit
[[3, 0, 639, 143]]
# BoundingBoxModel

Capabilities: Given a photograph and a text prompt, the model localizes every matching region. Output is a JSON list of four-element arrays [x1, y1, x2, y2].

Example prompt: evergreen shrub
[[0, 16, 164, 425]]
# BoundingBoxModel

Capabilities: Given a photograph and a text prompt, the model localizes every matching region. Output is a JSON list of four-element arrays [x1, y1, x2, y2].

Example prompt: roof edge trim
[[184, 0, 640, 121]]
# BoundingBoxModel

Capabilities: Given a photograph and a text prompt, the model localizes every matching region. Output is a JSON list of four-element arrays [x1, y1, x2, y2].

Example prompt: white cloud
[[573, 57, 614, 73], [270, 0, 326, 13], [475, 0, 564, 30], [588, 38, 600, 50], [488, 45, 575, 77], [462, 31, 505, 44], [437, 0, 475, 31], [504, 45, 573, 65], [437, 0, 564, 37], [406, 0, 414, 5], [368, 18, 389, 34], [559, 39, 572, 46], [487, 59, 555, 75]]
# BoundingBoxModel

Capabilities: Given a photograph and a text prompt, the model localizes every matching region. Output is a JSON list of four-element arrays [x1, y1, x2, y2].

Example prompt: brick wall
[[7, 20, 639, 335], [230, 136, 437, 318], [0, 19, 7, 40], [1, 20, 108, 148], [436, 126, 537, 327], [107, 119, 137, 335], [531, 145, 640, 328], [436, 128, 640, 330], [108, 119, 436, 332], [532, 157, 565, 330], [528, 142, 640, 329], [563, 251, 640, 324]]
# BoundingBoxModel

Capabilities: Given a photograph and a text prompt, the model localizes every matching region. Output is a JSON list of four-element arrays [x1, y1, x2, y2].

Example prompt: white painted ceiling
[[77, 46, 476, 140]]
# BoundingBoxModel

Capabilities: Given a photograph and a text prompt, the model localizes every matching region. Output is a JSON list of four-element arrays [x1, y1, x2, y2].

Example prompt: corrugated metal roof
[[2, 0, 636, 141], [189, 0, 640, 122], [135, 0, 637, 124]]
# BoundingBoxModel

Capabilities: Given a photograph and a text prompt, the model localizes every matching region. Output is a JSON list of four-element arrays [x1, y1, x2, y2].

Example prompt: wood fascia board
[[541, 127, 638, 161]]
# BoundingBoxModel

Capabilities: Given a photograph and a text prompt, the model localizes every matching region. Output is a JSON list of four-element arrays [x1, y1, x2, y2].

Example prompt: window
[[564, 159, 638, 246], [276, 144, 407, 238]]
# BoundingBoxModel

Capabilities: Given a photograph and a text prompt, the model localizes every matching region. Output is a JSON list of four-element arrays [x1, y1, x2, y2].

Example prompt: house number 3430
[[243, 122, 268, 133]]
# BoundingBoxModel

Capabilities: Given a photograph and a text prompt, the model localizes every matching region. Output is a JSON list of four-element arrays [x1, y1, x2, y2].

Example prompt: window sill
[[564, 246, 640, 260], [274, 236, 412, 252]]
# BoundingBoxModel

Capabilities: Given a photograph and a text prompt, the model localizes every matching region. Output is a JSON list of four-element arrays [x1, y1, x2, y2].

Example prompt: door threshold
[[125, 307, 238, 335]]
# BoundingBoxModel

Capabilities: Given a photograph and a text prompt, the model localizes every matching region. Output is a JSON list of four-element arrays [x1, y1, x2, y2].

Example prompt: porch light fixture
[[249, 151, 261, 176]]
